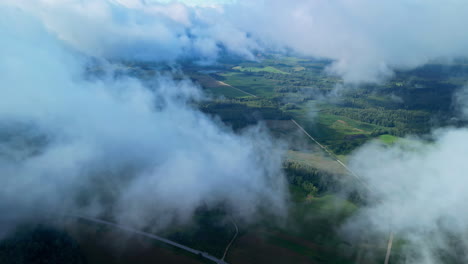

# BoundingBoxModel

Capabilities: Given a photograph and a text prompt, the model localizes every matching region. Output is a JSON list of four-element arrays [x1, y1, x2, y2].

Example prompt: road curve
[[70, 215, 228, 264], [221, 217, 238, 261]]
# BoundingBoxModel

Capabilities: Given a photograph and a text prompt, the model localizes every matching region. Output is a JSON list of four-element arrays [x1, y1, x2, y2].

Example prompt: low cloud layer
[[4, 1, 468, 261], [236, 0, 468, 82], [9, 0, 468, 82], [343, 85, 468, 263], [6, 0, 260, 63], [0, 5, 288, 234]]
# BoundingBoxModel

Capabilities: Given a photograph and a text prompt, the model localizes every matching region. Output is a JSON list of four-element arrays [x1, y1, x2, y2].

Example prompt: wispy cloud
[[0, 4, 287, 234]]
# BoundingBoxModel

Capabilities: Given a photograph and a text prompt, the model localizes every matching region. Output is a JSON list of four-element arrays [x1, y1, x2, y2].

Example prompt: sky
[[146, 0, 234, 5]]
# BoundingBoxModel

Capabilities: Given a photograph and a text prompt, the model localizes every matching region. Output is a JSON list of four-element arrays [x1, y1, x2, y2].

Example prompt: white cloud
[[5, 0, 259, 62], [343, 83, 468, 262], [231, 0, 468, 82], [0, 5, 288, 233], [9, 0, 468, 83]]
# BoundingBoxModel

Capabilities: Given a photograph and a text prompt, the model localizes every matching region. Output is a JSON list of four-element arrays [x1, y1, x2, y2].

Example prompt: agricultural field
[[64, 54, 468, 264], [5, 2, 468, 264], [188, 53, 468, 155], [232, 66, 289, 74], [160, 54, 468, 263], [5, 54, 467, 264]]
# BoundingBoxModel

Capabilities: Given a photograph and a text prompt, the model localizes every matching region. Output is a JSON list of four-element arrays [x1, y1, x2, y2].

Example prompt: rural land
[[3, 53, 468, 264]]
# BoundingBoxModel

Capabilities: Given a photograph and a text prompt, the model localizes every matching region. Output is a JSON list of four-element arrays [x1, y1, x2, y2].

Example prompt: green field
[[216, 72, 278, 97], [11, 54, 467, 264], [196, 53, 459, 156], [172, 55, 468, 263], [108, 55, 468, 263], [232, 66, 289, 74], [188, 73, 252, 98], [379, 134, 399, 144], [225, 186, 365, 264]]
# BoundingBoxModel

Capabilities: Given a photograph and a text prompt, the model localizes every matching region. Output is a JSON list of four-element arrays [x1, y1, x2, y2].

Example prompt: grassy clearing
[[212, 86, 251, 98], [379, 134, 399, 144], [285, 106, 379, 155], [217, 72, 277, 97], [189, 73, 249, 98], [293, 66, 306, 71], [232, 66, 289, 74], [318, 113, 376, 135], [228, 188, 360, 264], [287, 107, 375, 138], [286, 150, 346, 175], [262, 56, 311, 66]]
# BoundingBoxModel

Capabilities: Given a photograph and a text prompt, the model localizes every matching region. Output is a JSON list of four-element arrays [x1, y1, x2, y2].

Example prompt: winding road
[[70, 120, 392, 264], [71, 215, 229, 264], [221, 217, 238, 261]]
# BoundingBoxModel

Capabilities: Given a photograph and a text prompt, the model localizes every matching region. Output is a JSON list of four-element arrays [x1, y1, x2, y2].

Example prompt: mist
[[6, 0, 260, 63], [338, 83, 468, 263], [4, 0, 468, 262], [10, 0, 468, 83], [233, 0, 468, 82], [0, 4, 288, 235]]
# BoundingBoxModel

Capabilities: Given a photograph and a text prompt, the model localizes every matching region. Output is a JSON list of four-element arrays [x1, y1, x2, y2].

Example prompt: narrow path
[[290, 119, 394, 264], [290, 119, 362, 183], [221, 217, 238, 261], [70, 215, 228, 264], [384, 232, 394, 264], [217, 81, 257, 97]]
